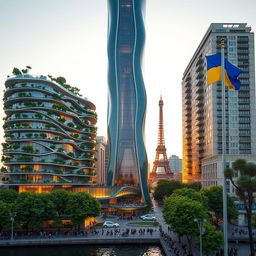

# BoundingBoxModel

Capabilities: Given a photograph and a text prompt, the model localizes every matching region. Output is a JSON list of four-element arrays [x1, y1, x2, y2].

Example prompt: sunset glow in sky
[[0, 0, 255, 164]]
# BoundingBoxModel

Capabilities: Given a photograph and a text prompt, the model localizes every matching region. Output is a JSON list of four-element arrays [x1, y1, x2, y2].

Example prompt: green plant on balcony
[[25, 133, 33, 138], [47, 111, 54, 116], [67, 122, 74, 128], [77, 170, 84, 175], [21, 123, 29, 128], [71, 133, 79, 138], [74, 162, 79, 166], [35, 113, 43, 119], [22, 114, 28, 118], [53, 158, 65, 164], [41, 159, 45, 163], [50, 145, 56, 150], [67, 152, 75, 158], [17, 156, 33, 162], [58, 117, 66, 123], [16, 123, 21, 127], [1, 156, 11, 162], [79, 145, 85, 150], [40, 133, 47, 138], [22, 145, 34, 153], [45, 124, 52, 129], [12, 67, 22, 76], [81, 135, 90, 140], [15, 113, 21, 118], [24, 102, 37, 107], [19, 178, 28, 183], [53, 169, 63, 174], [21, 166, 33, 171], [57, 147, 64, 152], [52, 93, 62, 100], [2, 143, 10, 150], [76, 125, 82, 130], [0, 167, 8, 173], [83, 153, 92, 158]]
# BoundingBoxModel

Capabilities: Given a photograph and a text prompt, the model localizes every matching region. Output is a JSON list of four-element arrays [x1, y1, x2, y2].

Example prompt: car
[[103, 221, 120, 228], [140, 214, 156, 221]]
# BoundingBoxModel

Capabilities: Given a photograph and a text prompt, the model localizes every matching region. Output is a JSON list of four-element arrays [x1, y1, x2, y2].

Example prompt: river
[[0, 244, 164, 256]]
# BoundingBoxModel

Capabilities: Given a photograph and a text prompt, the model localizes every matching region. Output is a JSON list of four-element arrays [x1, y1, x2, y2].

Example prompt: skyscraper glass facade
[[107, 0, 149, 202]]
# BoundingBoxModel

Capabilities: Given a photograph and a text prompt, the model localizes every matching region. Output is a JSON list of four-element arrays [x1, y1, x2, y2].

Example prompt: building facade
[[169, 155, 182, 173], [182, 23, 256, 185], [107, 0, 149, 205], [96, 136, 108, 185], [2, 73, 97, 192]]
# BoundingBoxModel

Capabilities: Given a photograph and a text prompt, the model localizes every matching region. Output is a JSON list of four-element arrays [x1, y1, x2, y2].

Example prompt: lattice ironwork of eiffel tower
[[149, 96, 173, 185]]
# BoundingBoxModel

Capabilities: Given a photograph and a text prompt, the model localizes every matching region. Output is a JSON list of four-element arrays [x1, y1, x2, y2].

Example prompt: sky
[[0, 0, 255, 165]]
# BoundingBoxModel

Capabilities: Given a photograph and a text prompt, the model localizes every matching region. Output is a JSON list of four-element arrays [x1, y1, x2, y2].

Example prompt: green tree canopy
[[14, 192, 55, 230], [197, 222, 223, 254], [225, 158, 256, 256], [0, 189, 18, 204], [184, 182, 202, 191], [67, 192, 100, 230], [0, 200, 12, 231], [49, 189, 70, 218], [153, 180, 183, 202], [163, 194, 208, 252], [201, 185, 237, 223], [172, 188, 208, 209]]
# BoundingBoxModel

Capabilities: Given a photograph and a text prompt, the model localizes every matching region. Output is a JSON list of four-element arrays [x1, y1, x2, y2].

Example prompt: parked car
[[103, 221, 120, 228], [140, 214, 156, 221]]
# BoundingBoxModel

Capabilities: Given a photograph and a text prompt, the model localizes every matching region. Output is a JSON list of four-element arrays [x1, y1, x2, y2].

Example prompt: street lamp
[[10, 212, 17, 240], [194, 218, 206, 256]]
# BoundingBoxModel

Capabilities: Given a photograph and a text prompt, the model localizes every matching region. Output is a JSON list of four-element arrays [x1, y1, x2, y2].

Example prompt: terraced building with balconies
[[2, 71, 97, 193]]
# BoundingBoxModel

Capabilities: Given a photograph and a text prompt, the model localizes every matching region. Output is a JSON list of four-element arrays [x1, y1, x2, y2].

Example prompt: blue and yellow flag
[[206, 53, 242, 90]]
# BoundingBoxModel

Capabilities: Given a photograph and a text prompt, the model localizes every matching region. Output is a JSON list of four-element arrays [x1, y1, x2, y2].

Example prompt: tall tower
[[149, 96, 173, 185], [107, 0, 149, 203], [182, 23, 256, 186]]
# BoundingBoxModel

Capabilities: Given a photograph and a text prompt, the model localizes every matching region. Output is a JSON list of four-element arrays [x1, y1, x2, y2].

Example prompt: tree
[[49, 189, 70, 218], [201, 186, 237, 223], [55, 76, 66, 86], [197, 222, 223, 254], [0, 200, 12, 231], [67, 192, 100, 230], [153, 180, 183, 202], [163, 194, 208, 252], [0, 189, 18, 204], [15, 192, 55, 230], [12, 67, 22, 75], [172, 188, 208, 209], [225, 159, 256, 256], [184, 182, 202, 191]]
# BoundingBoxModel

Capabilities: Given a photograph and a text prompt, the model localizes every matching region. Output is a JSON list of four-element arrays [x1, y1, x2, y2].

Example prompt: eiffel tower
[[149, 96, 173, 186]]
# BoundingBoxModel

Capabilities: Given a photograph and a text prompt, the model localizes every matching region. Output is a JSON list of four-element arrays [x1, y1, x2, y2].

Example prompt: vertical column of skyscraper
[[107, 0, 149, 202]]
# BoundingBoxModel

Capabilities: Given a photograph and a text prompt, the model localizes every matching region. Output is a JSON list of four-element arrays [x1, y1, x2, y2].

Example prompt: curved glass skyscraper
[[107, 0, 149, 204]]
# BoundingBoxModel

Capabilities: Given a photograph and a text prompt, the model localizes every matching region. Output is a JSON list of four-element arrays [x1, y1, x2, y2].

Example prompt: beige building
[[96, 136, 109, 185], [182, 23, 256, 185]]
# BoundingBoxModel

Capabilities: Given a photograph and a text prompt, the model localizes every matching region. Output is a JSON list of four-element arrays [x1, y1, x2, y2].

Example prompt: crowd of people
[[231, 227, 255, 237]]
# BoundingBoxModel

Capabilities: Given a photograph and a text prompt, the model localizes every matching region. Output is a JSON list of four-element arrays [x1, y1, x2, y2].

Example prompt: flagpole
[[221, 38, 228, 256]]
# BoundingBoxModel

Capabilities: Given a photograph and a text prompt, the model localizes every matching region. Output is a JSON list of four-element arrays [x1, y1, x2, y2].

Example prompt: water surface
[[0, 244, 164, 256]]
